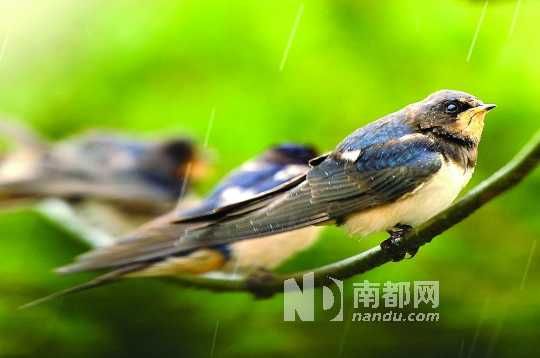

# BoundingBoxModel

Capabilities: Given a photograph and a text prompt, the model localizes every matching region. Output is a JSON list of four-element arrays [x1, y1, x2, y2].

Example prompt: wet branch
[[165, 130, 540, 297]]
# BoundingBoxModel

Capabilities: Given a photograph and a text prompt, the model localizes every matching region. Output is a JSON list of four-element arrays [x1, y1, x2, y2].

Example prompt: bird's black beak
[[479, 104, 497, 112]]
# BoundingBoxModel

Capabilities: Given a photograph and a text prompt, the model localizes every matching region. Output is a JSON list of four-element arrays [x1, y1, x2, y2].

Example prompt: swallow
[[126, 143, 321, 275], [0, 130, 206, 214], [168, 89, 496, 255], [24, 90, 496, 307], [22, 143, 321, 307]]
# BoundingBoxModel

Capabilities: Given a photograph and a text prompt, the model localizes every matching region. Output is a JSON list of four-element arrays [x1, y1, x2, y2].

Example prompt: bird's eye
[[445, 101, 460, 114]]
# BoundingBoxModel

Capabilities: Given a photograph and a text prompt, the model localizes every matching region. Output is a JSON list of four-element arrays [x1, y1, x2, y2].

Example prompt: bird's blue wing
[[336, 117, 413, 152], [179, 160, 309, 218]]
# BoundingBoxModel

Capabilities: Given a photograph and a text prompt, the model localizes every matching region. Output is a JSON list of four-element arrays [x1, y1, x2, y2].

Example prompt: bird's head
[[407, 90, 496, 146], [157, 138, 209, 180], [263, 143, 319, 165]]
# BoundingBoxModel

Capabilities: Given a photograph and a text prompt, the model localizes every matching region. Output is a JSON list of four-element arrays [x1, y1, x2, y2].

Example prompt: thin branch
[[164, 129, 540, 297]]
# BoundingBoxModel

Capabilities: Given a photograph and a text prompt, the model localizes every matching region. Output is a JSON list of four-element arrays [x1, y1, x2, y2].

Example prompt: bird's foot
[[246, 267, 279, 299], [381, 224, 418, 262]]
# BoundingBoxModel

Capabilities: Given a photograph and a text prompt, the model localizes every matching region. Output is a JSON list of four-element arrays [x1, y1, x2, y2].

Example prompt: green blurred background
[[0, 0, 539, 357]]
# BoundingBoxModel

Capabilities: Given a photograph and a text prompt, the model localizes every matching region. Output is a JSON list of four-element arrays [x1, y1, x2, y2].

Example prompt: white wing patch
[[273, 164, 308, 181], [239, 161, 263, 172], [219, 186, 257, 206], [339, 150, 361, 162]]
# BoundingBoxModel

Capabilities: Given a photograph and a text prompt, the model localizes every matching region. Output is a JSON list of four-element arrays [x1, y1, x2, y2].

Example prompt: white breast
[[345, 159, 473, 236], [0, 149, 40, 183], [224, 226, 322, 272]]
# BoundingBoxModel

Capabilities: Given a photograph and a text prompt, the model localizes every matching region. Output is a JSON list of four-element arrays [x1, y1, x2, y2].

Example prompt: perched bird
[[25, 89, 496, 306], [170, 89, 496, 256], [22, 143, 321, 306], [0, 130, 205, 214], [124, 143, 321, 276]]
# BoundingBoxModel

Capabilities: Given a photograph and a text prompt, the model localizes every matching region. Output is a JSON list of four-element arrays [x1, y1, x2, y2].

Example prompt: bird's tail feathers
[[19, 264, 144, 310]]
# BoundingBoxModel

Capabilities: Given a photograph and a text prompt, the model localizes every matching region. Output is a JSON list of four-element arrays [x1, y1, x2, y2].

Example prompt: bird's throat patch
[[454, 108, 487, 142]]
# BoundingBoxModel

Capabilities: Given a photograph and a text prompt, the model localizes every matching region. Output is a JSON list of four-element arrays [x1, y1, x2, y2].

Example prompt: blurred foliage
[[0, 0, 539, 357]]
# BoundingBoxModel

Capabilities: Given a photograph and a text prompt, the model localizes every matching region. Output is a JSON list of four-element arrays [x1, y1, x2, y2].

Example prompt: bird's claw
[[246, 267, 278, 299], [380, 237, 406, 262], [381, 224, 418, 262]]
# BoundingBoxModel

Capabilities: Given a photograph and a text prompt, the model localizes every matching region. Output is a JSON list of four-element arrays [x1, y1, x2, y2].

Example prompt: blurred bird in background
[[0, 119, 207, 234], [0, 122, 204, 210], [22, 143, 321, 307]]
